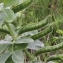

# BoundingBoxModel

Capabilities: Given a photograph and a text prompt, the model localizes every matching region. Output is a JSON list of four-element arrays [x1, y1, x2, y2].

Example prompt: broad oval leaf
[[8, 43, 28, 51], [0, 9, 15, 22], [15, 37, 34, 44], [0, 37, 34, 44], [0, 51, 11, 63], [0, 40, 11, 44], [12, 50, 24, 63], [0, 44, 8, 54], [14, 43, 28, 50], [21, 30, 38, 37], [0, 37, 34, 51], [4, 34, 13, 41], [27, 40, 44, 50]]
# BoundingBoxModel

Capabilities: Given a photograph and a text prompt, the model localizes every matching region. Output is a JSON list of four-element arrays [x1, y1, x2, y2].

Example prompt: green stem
[[12, 40, 16, 53], [24, 49, 35, 61], [46, 54, 63, 62], [12, 0, 33, 13], [5, 21, 16, 40], [34, 42, 63, 56]]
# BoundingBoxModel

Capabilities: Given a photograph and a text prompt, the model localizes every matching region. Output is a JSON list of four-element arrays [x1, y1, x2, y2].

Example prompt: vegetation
[[0, 0, 63, 63]]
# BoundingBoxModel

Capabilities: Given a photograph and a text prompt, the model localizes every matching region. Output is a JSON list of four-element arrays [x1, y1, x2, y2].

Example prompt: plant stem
[[24, 49, 35, 61], [5, 21, 16, 40]]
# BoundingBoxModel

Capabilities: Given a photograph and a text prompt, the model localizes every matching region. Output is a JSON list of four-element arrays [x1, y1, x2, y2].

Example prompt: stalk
[[5, 21, 16, 40], [24, 49, 35, 61]]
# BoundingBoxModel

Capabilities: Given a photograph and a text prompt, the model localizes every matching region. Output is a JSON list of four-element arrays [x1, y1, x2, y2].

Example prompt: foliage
[[0, 0, 63, 63]]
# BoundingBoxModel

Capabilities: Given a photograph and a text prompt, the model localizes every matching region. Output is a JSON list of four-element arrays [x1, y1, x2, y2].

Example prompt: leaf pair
[[0, 50, 24, 63]]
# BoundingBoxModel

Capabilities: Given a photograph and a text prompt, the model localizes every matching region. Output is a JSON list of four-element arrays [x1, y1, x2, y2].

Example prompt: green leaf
[[0, 40, 11, 44], [0, 37, 34, 51], [47, 61, 56, 63], [15, 37, 34, 44], [4, 34, 13, 41], [27, 40, 44, 50], [0, 3, 3, 11], [12, 50, 24, 63], [0, 51, 11, 63], [0, 40, 11, 54], [14, 43, 28, 50], [21, 30, 38, 37], [5, 55, 14, 63], [0, 9, 15, 22], [8, 43, 28, 51], [4, 0, 20, 7], [0, 44, 8, 54]]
